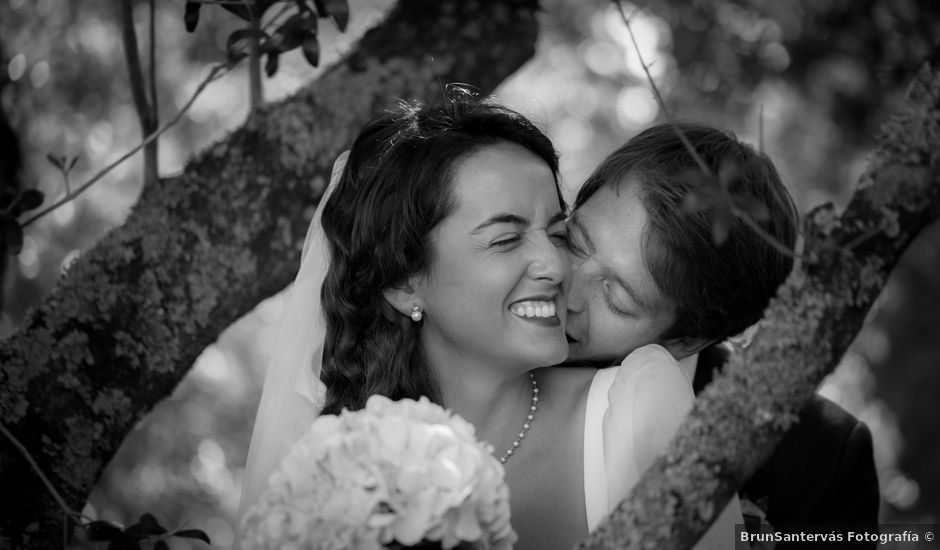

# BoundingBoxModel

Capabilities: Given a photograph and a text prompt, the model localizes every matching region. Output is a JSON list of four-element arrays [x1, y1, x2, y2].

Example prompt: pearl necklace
[[498, 372, 539, 464]]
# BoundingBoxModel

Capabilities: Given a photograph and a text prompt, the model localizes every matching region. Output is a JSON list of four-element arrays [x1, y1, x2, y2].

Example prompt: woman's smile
[[509, 296, 561, 327]]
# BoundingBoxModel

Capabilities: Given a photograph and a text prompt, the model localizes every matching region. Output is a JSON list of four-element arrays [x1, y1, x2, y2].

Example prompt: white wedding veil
[[237, 153, 347, 524]]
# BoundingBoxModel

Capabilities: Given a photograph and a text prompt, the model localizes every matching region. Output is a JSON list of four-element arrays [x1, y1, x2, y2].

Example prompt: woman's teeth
[[510, 300, 556, 318]]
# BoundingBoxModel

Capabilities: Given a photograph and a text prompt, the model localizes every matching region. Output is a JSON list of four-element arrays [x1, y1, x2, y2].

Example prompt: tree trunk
[[0, 1, 540, 547], [578, 56, 940, 549]]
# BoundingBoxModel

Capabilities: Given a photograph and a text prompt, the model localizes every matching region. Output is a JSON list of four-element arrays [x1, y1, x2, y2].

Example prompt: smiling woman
[[316, 94, 568, 419], [402, 142, 570, 382]]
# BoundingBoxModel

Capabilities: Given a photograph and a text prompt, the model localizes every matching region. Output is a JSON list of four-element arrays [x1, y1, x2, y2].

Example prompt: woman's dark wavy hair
[[574, 121, 798, 346], [319, 92, 560, 415]]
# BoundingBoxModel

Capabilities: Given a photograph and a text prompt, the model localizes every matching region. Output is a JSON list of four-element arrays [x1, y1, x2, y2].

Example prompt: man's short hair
[[574, 121, 798, 344]]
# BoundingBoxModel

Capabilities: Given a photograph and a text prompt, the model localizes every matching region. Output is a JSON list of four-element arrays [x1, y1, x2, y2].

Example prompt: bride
[[239, 90, 740, 549]]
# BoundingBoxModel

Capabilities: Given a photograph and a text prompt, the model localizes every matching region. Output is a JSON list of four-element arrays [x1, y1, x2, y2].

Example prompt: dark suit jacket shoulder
[[695, 345, 880, 527], [741, 395, 880, 526]]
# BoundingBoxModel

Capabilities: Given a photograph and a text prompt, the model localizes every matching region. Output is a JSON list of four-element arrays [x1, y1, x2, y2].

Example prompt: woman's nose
[[527, 234, 569, 284]]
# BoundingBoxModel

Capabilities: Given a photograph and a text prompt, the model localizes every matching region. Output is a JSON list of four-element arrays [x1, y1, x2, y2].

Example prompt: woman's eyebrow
[[471, 213, 527, 234]]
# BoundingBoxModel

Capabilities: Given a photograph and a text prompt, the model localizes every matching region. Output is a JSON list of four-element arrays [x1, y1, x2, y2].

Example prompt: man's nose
[[563, 251, 587, 314]]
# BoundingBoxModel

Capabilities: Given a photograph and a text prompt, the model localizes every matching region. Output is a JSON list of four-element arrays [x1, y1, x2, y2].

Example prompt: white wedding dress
[[582, 345, 742, 548]]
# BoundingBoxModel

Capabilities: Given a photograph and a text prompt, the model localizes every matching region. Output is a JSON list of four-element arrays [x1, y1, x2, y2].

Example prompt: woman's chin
[[527, 341, 569, 368]]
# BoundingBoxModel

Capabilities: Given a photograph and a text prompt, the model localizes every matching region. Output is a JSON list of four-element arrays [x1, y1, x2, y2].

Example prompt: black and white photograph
[[1, 0, 938, 548]]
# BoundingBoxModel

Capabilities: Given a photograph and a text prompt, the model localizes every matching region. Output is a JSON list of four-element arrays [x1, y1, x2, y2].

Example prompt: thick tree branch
[[0, 1, 540, 546], [579, 57, 940, 549]]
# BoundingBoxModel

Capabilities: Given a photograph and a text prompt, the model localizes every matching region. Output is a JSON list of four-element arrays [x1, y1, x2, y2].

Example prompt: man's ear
[[660, 336, 711, 361], [659, 336, 712, 385], [382, 280, 420, 318]]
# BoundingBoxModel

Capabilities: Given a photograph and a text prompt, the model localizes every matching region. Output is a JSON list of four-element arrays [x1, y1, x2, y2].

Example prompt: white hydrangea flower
[[241, 395, 517, 550]]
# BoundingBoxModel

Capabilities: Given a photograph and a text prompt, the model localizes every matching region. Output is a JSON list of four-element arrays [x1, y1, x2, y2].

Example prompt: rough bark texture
[[578, 57, 940, 549], [0, 1, 540, 547]]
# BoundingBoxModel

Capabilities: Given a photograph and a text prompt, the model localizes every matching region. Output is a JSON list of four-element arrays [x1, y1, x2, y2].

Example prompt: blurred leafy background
[[1, 0, 938, 548]]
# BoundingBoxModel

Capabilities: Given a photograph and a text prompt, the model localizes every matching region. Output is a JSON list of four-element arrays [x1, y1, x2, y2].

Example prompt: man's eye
[[603, 281, 631, 317], [565, 233, 588, 257]]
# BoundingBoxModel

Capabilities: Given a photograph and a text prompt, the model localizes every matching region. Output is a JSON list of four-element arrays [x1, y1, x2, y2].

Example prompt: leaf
[[107, 538, 142, 550], [256, 0, 279, 16], [0, 187, 17, 210], [302, 33, 320, 67], [46, 153, 64, 170], [84, 520, 124, 542], [300, 9, 319, 33], [123, 513, 166, 538], [67, 155, 80, 171], [265, 52, 280, 77], [314, 0, 349, 32], [138, 513, 163, 530], [174, 529, 212, 545], [716, 155, 741, 190], [220, 0, 278, 22], [226, 28, 269, 63], [269, 12, 315, 53], [681, 188, 717, 214], [732, 194, 772, 222], [220, 3, 252, 21], [1, 216, 24, 255], [11, 189, 45, 216], [184, 1, 201, 32], [710, 202, 734, 246]]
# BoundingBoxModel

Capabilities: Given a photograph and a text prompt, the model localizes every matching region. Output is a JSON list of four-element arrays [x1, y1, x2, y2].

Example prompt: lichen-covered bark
[[578, 58, 940, 549], [0, 1, 540, 546]]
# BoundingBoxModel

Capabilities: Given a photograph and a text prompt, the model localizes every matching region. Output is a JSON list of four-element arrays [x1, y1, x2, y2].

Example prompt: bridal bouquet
[[241, 395, 516, 550]]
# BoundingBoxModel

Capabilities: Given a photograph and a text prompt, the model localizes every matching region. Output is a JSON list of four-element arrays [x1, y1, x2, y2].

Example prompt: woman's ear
[[382, 280, 419, 318]]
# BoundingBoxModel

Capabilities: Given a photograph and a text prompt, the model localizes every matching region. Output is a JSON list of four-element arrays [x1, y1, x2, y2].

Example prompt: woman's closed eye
[[549, 228, 570, 247], [490, 234, 522, 248]]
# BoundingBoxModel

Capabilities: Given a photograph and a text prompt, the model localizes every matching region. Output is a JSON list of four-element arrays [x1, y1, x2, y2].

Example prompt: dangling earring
[[410, 304, 423, 322]]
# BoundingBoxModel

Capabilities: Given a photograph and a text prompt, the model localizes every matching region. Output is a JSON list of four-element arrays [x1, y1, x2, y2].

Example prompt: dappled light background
[[2, 0, 938, 547]]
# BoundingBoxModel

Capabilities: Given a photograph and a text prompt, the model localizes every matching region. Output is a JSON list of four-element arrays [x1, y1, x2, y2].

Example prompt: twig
[[149, 0, 158, 127], [120, 0, 159, 186], [613, 0, 807, 263], [841, 225, 883, 251], [733, 207, 801, 260], [22, 62, 232, 228], [246, 0, 263, 108], [611, 0, 712, 177], [0, 423, 81, 524], [758, 104, 764, 153], [175, 0, 248, 4]]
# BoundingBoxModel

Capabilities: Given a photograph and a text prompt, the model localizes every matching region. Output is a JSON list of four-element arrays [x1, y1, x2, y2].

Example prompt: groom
[[562, 122, 879, 538]]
